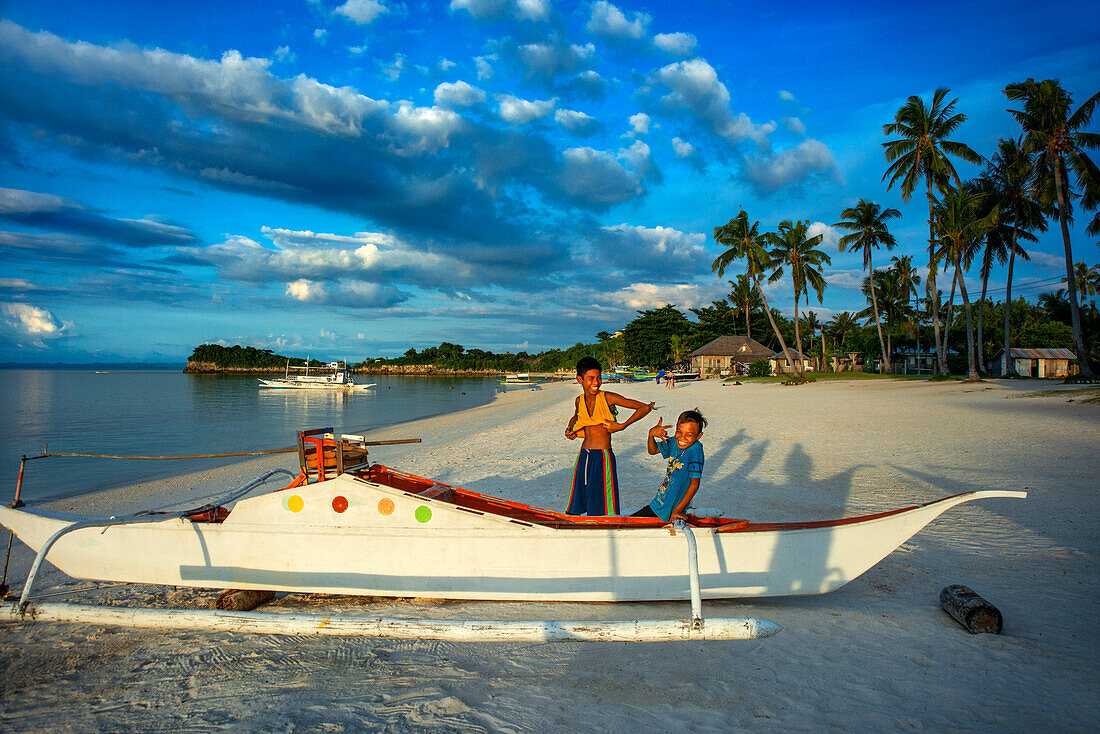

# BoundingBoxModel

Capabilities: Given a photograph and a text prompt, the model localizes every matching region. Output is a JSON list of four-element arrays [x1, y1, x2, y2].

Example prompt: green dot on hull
[[414, 505, 432, 523]]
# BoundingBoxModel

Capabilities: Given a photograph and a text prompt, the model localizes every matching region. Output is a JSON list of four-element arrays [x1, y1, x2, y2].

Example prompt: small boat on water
[[498, 372, 542, 388], [258, 361, 375, 391], [0, 429, 1025, 604]]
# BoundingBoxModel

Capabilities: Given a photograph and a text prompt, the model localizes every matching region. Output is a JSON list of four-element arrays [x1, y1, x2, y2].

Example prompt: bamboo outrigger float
[[0, 428, 1026, 640]]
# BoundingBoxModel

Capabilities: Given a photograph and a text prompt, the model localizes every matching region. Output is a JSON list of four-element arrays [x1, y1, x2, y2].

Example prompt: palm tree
[[727, 275, 761, 339], [827, 311, 859, 350], [985, 138, 1045, 376], [858, 269, 909, 366], [834, 200, 901, 373], [766, 219, 831, 376], [933, 186, 998, 380], [803, 310, 822, 370], [1005, 79, 1100, 376], [713, 209, 794, 370], [889, 254, 924, 368], [970, 173, 1037, 371], [883, 88, 982, 375], [1064, 261, 1100, 301]]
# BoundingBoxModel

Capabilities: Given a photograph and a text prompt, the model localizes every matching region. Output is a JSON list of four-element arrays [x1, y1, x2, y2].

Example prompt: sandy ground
[[1, 377, 1097, 732]]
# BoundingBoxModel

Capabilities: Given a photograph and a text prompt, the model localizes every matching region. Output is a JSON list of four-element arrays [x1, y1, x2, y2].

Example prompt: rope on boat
[[21, 448, 297, 461]]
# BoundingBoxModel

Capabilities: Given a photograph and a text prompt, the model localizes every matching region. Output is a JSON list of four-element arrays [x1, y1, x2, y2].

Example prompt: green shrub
[[747, 358, 771, 377]]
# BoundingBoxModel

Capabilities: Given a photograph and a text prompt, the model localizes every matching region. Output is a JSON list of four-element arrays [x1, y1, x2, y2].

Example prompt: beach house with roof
[[688, 336, 775, 376], [769, 349, 813, 375], [988, 347, 1078, 378]]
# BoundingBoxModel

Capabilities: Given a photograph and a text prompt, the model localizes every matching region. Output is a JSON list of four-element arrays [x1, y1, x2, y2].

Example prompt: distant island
[[182, 342, 592, 375]]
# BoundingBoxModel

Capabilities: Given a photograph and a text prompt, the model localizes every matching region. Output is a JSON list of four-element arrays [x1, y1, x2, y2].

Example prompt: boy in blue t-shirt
[[630, 408, 706, 522]]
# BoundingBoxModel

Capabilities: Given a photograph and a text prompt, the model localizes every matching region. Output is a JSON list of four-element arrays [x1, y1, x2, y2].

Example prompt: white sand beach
[[1, 377, 1097, 732]]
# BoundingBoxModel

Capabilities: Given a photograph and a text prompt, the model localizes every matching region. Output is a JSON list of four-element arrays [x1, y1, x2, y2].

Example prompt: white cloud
[[496, 94, 556, 124], [559, 147, 642, 205], [555, 109, 599, 135], [1027, 251, 1066, 269], [607, 283, 703, 310], [335, 0, 388, 25], [516, 41, 594, 80], [208, 227, 472, 295], [1, 302, 67, 339], [287, 279, 326, 302], [781, 116, 806, 136], [515, 0, 550, 21], [744, 139, 840, 194], [629, 112, 650, 135], [653, 32, 696, 56], [807, 221, 839, 250], [779, 89, 796, 102], [824, 270, 866, 290], [438, 58, 456, 71], [619, 140, 659, 182], [313, 29, 328, 44], [382, 54, 406, 81], [0, 278, 41, 291], [652, 58, 775, 150], [475, 54, 496, 80], [0, 187, 70, 214], [273, 46, 296, 64], [451, 0, 549, 21], [587, 1, 650, 40], [671, 136, 695, 158], [434, 80, 486, 107]]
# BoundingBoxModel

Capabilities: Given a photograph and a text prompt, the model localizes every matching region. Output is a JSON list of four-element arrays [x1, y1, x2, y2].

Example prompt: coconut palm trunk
[[1002, 223, 1019, 376], [954, 261, 979, 380], [925, 176, 948, 374], [868, 266, 890, 373], [793, 292, 804, 376], [977, 275, 988, 372], [754, 275, 792, 373], [1053, 162, 1094, 376], [942, 267, 957, 351]]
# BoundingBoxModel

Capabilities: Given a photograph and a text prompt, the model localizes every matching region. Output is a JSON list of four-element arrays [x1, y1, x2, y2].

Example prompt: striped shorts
[[567, 448, 620, 516]]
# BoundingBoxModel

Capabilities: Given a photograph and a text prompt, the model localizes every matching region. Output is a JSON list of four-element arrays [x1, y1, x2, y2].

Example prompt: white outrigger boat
[[1, 429, 1024, 641], [258, 360, 375, 391]]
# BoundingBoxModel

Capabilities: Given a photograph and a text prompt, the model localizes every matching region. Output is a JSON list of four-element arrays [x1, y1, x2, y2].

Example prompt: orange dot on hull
[[332, 496, 349, 513], [377, 498, 395, 515]]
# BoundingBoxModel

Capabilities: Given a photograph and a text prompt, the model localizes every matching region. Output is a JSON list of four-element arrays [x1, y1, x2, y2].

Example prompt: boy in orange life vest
[[565, 356, 655, 515]]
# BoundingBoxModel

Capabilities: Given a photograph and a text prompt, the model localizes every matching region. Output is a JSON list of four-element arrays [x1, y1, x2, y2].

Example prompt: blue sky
[[1, 0, 1098, 362]]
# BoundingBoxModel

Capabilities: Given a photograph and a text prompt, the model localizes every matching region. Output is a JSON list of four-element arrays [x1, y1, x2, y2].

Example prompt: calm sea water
[[0, 370, 499, 502]]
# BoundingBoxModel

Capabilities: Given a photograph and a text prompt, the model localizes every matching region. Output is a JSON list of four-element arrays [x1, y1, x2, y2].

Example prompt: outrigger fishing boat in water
[[258, 360, 375, 391], [0, 428, 1024, 641]]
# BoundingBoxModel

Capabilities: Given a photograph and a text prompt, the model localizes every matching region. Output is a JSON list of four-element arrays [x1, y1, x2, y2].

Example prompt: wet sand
[[1, 378, 1097, 732]]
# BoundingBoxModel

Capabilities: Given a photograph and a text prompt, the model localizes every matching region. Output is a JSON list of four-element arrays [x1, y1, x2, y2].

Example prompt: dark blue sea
[[0, 370, 499, 502]]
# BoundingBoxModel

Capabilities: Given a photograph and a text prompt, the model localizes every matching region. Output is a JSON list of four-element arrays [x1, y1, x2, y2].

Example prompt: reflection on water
[[0, 371, 497, 502]]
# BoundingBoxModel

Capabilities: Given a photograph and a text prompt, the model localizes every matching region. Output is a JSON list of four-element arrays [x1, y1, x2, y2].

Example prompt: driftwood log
[[939, 585, 1003, 634], [214, 589, 276, 611]]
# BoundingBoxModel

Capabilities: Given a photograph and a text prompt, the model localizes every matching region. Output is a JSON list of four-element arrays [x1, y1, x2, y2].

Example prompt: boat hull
[[0, 475, 1025, 602]]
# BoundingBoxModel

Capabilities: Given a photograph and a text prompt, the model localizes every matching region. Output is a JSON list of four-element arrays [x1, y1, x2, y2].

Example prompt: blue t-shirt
[[649, 439, 704, 521]]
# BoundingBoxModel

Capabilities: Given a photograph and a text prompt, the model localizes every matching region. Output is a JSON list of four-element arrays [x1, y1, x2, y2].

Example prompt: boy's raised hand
[[648, 416, 670, 441]]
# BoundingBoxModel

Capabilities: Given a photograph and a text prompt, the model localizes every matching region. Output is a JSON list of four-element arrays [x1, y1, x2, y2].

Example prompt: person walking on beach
[[565, 357, 654, 516], [630, 409, 706, 522]]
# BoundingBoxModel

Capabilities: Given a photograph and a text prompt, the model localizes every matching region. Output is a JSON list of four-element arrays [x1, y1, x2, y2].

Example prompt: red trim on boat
[[362, 464, 749, 530]]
